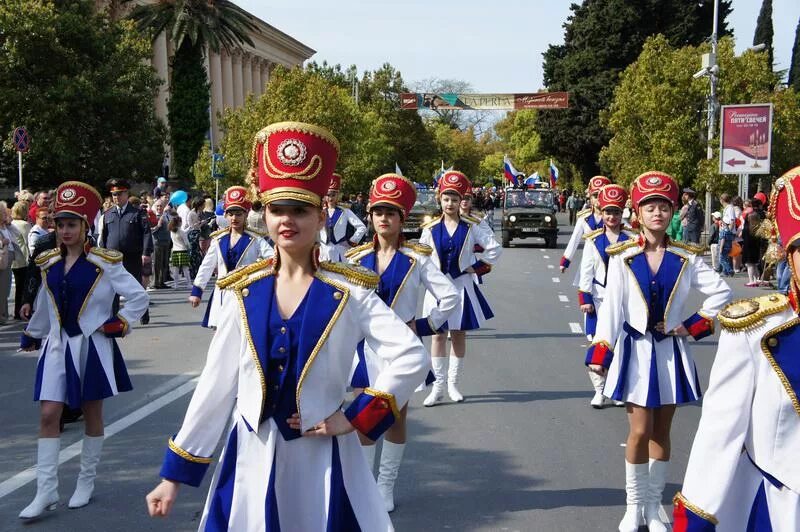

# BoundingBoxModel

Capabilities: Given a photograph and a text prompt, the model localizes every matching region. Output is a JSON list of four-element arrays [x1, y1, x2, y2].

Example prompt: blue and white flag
[[549, 160, 559, 188]]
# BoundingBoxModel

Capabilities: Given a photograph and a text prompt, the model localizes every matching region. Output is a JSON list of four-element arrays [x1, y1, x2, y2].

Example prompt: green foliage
[[753, 0, 774, 68], [537, 0, 732, 183], [168, 42, 210, 183], [789, 18, 800, 88], [0, 0, 164, 191], [425, 122, 487, 182], [599, 36, 792, 197]]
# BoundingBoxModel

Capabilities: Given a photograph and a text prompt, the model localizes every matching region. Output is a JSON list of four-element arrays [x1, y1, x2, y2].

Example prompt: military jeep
[[402, 188, 441, 238], [501, 188, 558, 248]]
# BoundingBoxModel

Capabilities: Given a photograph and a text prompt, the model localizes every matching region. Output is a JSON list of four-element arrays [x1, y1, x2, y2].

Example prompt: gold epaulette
[[210, 227, 229, 239], [344, 241, 374, 259], [420, 215, 442, 230], [583, 228, 604, 240], [669, 240, 706, 255], [245, 228, 266, 238], [34, 248, 61, 267], [718, 293, 789, 332], [217, 258, 275, 289], [461, 214, 481, 224], [577, 208, 592, 218], [318, 261, 379, 289], [403, 240, 433, 256], [607, 239, 639, 255], [88, 247, 123, 263]]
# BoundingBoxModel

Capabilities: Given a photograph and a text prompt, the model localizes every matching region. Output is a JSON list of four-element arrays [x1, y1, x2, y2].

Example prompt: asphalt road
[[0, 212, 765, 531]]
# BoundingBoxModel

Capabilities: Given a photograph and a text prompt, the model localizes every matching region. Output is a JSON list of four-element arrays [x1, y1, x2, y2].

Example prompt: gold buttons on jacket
[[280, 326, 286, 334], [95, 268, 101, 273], [333, 292, 342, 300], [278, 365, 284, 372], [768, 337, 778, 347], [242, 288, 250, 297], [278, 347, 286, 353]]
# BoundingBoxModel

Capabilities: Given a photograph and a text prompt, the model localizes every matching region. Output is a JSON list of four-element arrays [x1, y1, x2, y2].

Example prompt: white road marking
[[558, 295, 569, 302], [569, 322, 583, 334], [552, 277, 560, 283], [0, 376, 201, 500], [547, 264, 554, 269], [543, 255, 550, 259]]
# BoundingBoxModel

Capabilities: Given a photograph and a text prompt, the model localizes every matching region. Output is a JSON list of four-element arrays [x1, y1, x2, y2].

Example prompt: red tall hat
[[770, 165, 800, 249], [328, 173, 342, 192], [369, 173, 417, 218], [223, 186, 252, 212], [588, 175, 612, 193], [597, 184, 628, 211], [630, 171, 679, 209], [438, 170, 471, 197], [249, 121, 340, 207], [53, 181, 102, 224]]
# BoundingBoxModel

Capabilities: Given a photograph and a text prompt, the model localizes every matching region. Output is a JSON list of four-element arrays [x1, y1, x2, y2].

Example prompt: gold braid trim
[[88, 247, 123, 263], [216, 258, 275, 289], [318, 261, 379, 289], [420, 215, 442, 230], [210, 227, 229, 239], [576, 208, 592, 218], [344, 242, 374, 259], [35, 248, 62, 267], [461, 214, 482, 224], [719, 294, 789, 332], [669, 240, 706, 255], [607, 239, 639, 256], [403, 240, 433, 256], [364, 387, 401, 420], [673, 492, 718, 524], [761, 316, 800, 416], [582, 228, 604, 240], [168, 438, 212, 464]]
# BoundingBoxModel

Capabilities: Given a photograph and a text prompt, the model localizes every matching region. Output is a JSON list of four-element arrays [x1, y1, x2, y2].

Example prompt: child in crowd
[[168, 216, 190, 289]]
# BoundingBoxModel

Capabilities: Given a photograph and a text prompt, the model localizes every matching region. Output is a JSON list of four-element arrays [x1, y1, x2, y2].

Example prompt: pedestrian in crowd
[[349, 191, 367, 221], [585, 171, 731, 532], [667, 207, 683, 242], [577, 184, 634, 408], [460, 191, 493, 235], [28, 191, 51, 224], [199, 198, 216, 255], [742, 195, 768, 287], [10, 201, 31, 320], [709, 211, 721, 272], [346, 173, 459, 512], [185, 198, 206, 278], [732, 196, 745, 273], [567, 192, 580, 226], [719, 192, 736, 277], [560, 176, 610, 272], [674, 165, 800, 531], [128, 197, 153, 290], [99, 178, 154, 325], [319, 173, 367, 262], [153, 177, 167, 199], [559, 190, 567, 213], [0, 202, 21, 323], [175, 192, 191, 231], [167, 216, 191, 290], [150, 199, 171, 289], [18, 181, 148, 519], [146, 121, 428, 530], [420, 170, 502, 406], [28, 207, 51, 255], [482, 190, 496, 225], [680, 188, 703, 244], [189, 186, 272, 328], [246, 199, 268, 235]]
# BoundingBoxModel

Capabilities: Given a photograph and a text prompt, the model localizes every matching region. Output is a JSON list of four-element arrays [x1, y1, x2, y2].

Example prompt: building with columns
[[101, 1, 314, 152]]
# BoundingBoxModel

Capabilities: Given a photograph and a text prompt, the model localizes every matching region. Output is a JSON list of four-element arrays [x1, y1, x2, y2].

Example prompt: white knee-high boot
[[19, 438, 61, 519], [447, 355, 464, 402], [423, 357, 447, 407], [587, 370, 608, 408], [618, 461, 648, 532], [170, 266, 179, 289], [68, 436, 104, 509], [645, 459, 670, 531], [361, 443, 377, 478], [377, 441, 405, 513]]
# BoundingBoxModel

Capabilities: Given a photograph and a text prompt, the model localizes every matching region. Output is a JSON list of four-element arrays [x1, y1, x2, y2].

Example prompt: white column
[[221, 51, 234, 110], [152, 31, 169, 124], [251, 57, 260, 95], [261, 60, 271, 91], [232, 52, 244, 108], [209, 51, 224, 146], [242, 54, 252, 100]]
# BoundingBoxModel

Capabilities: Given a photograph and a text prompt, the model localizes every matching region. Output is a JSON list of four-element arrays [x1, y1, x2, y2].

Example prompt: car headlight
[[544, 215, 552, 223], [509, 215, 517, 223], [422, 215, 432, 223]]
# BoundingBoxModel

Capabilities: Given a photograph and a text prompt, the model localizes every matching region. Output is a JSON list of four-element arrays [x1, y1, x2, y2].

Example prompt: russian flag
[[503, 155, 524, 187], [549, 160, 559, 188], [524, 172, 540, 187], [433, 161, 444, 187]]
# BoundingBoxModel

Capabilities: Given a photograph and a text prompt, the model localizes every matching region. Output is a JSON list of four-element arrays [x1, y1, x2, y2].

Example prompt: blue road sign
[[212, 153, 225, 179], [12, 127, 30, 153]]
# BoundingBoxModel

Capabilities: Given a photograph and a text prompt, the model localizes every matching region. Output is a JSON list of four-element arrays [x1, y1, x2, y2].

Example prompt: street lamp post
[[702, 0, 720, 233]]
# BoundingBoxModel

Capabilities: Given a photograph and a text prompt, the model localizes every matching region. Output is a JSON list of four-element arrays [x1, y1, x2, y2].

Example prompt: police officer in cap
[[99, 178, 154, 324]]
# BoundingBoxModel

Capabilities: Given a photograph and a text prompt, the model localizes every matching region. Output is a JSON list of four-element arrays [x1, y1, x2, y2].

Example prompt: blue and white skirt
[[423, 274, 493, 331], [603, 325, 702, 407], [34, 330, 132, 409], [199, 415, 392, 532]]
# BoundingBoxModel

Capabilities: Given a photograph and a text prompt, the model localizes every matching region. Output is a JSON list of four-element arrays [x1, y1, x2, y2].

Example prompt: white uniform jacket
[[561, 208, 603, 269], [578, 228, 637, 306], [190, 228, 273, 327], [674, 294, 800, 531], [319, 206, 367, 262], [419, 215, 502, 278], [161, 259, 429, 486]]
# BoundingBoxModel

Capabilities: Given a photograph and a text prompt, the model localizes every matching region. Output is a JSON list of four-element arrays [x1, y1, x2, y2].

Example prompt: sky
[[234, 0, 799, 93]]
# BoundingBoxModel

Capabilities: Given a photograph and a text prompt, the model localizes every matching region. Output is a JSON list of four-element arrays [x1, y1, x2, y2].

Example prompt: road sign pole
[[17, 151, 22, 193]]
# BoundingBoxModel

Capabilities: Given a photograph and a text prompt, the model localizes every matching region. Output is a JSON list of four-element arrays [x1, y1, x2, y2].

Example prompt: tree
[[537, 0, 732, 182], [0, 0, 164, 191], [788, 17, 800, 89], [127, 0, 257, 182], [753, 0, 774, 69]]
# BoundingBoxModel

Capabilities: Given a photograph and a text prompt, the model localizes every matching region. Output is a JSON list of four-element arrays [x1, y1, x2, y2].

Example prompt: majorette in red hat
[[630, 171, 679, 210], [223, 185, 252, 212], [248, 121, 340, 207], [328, 173, 342, 193], [770, 165, 800, 250], [438, 170, 471, 198], [369, 173, 417, 219], [53, 181, 103, 224], [588, 175, 612, 193], [597, 183, 628, 211]]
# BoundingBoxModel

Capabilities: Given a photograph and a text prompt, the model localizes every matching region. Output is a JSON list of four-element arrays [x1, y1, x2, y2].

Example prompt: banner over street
[[400, 92, 569, 110]]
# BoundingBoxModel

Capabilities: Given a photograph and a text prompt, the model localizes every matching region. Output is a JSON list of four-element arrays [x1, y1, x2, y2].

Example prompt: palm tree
[[125, 0, 258, 182]]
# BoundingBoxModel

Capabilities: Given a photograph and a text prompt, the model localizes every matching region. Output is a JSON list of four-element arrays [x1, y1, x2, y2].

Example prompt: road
[[0, 212, 764, 531]]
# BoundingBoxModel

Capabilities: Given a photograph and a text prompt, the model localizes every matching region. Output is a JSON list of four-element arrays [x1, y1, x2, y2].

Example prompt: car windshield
[[504, 190, 553, 209], [413, 190, 438, 210]]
